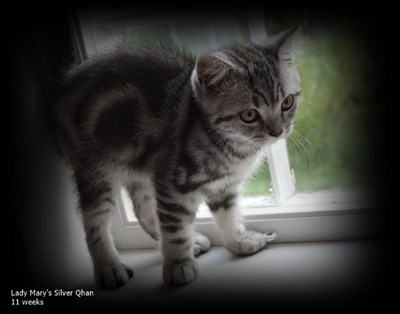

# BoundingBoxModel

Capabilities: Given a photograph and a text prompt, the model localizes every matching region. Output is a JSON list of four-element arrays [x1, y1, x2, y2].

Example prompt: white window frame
[[72, 9, 379, 250], [112, 188, 378, 249]]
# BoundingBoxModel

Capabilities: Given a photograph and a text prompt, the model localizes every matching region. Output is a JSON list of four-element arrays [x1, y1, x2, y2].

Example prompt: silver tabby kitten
[[54, 28, 301, 289]]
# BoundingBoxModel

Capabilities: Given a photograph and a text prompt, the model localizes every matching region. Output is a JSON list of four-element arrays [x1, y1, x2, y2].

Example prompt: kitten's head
[[191, 28, 302, 148]]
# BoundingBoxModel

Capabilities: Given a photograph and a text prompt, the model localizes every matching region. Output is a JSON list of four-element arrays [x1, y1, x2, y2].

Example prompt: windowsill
[[196, 188, 377, 221], [80, 240, 380, 310], [112, 189, 380, 250]]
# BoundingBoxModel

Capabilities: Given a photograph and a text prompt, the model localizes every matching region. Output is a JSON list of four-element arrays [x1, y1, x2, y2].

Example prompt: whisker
[[288, 132, 313, 170], [287, 140, 300, 164], [292, 132, 312, 161], [292, 129, 314, 154], [288, 135, 308, 167], [291, 116, 313, 124], [301, 97, 314, 106]]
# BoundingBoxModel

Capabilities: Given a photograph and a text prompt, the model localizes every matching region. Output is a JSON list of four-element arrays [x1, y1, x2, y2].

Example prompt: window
[[72, 8, 379, 249]]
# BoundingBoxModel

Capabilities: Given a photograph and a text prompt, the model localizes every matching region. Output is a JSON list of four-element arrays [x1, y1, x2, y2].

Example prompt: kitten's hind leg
[[76, 171, 133, 289], [194, 232, 211, 257]]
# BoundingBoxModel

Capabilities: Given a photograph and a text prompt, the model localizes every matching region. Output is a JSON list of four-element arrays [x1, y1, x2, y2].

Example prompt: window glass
[[289, 24, 376, 192], [246, 23, 377, 194], [78, 10, 376, 199]]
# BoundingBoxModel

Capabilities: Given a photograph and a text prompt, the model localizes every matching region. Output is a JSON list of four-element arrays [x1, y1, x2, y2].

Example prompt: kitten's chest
[[201, 153, 263, 192]]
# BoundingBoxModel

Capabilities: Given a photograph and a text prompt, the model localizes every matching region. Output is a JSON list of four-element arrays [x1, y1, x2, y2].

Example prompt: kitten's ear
[[193, 53, 235, 90], [271, 27, 303, 66]]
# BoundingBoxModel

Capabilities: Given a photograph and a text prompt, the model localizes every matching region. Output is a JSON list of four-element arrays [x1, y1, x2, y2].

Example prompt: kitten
[[53, 28, 301, 289]]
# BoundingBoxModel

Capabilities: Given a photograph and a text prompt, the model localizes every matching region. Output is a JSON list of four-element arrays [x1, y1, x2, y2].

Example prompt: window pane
[[290, 24, 377, 191], [243, 161, 271, 196], [81, 10, 376, 198], [90, 12, 249, 54]]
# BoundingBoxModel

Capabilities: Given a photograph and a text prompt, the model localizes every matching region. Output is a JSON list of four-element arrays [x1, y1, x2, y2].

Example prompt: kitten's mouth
[[253, 129, 291, 146], [252, 136, 280, 146]]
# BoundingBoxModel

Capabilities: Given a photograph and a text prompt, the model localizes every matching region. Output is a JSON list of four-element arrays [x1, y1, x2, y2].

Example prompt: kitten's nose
[[268, 129, 283, 137]]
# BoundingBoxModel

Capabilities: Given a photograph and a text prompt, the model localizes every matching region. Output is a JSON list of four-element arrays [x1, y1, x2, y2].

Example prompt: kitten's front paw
[[227, 230, 276, 256], [95, 263, 133, 289], [194, 232, 211, 257], [163, 259, 198, 286]]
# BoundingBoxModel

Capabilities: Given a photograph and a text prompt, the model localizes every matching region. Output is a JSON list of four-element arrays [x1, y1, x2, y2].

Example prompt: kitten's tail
[[133, 206, 160, 241], [134, 203, 211, 255]]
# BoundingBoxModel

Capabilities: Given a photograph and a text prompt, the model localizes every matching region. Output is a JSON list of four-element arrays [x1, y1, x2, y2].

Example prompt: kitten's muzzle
[[267, 129, 283, 137]]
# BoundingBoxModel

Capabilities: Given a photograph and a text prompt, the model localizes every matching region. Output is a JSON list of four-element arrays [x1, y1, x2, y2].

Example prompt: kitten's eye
[[281, 94, 294, 111], [239, 109, 261, 123]]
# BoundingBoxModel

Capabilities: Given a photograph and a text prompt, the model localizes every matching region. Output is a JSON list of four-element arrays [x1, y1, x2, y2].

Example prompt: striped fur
[[54, 30, 301, 289]]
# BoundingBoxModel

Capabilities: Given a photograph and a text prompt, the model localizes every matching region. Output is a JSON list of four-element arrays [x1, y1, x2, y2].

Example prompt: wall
[[9, 12, 93, 289]]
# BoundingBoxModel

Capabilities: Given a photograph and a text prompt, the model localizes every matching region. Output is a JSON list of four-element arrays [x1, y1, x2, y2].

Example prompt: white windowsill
[[112, 189, 380, 250]]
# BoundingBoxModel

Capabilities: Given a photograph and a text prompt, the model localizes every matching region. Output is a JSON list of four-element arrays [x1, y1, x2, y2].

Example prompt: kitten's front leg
[[208, 190, 276, 256], [157, 198, 198, 286]]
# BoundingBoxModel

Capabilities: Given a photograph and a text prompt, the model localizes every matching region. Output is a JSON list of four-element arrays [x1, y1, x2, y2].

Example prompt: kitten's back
[[54, 44, 195, 160]]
